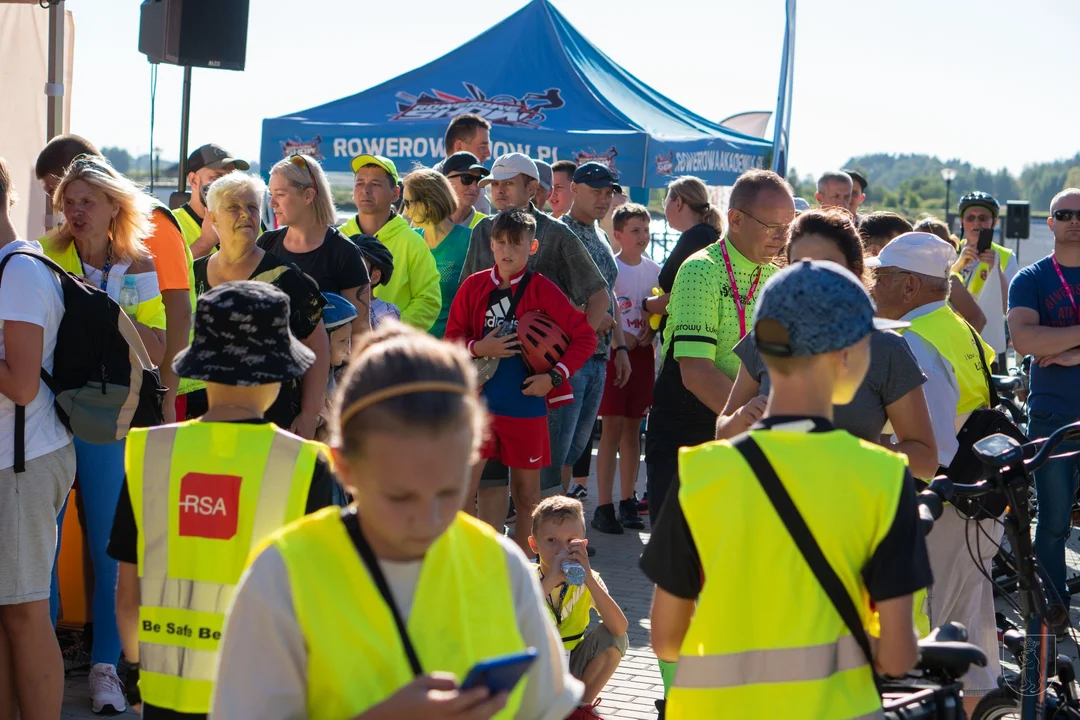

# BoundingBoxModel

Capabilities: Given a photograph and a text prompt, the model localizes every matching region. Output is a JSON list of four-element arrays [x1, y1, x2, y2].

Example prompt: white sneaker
[[89, 663, 127, 714]]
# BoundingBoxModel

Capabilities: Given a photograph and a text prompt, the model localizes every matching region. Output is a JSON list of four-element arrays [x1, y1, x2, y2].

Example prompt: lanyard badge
[[719, 239, 762, 338]]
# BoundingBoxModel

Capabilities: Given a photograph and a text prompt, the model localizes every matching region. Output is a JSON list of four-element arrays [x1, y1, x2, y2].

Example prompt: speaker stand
[[177, 65, 193, 195]]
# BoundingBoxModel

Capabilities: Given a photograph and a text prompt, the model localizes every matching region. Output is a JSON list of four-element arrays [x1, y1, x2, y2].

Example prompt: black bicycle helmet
[[957, 191, 1000, 218], [349, 233, 395, 287]]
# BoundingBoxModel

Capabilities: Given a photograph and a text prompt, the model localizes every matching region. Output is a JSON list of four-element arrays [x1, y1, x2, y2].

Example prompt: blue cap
[[572, 162, 622, 192], [752, 260, 907, 357], [321, 292, 358, 330]]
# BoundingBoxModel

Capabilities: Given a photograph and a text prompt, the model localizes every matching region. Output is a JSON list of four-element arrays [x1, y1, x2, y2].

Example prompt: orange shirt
[[144, 207, 191, 292]]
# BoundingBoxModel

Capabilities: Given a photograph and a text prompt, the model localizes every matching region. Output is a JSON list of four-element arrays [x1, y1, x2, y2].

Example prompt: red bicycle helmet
[[517, 311, 570, 375]]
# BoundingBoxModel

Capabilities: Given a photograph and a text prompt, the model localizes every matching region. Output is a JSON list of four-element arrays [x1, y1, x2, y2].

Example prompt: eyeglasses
[[288, 155, 318, 197], [1054, 209, 1080, 222], [448, 173, 480, 186], [733, 207, 791, 238]]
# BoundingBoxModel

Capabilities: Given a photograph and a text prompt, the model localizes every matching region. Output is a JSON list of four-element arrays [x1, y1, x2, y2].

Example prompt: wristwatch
[[640, 296, 651, 312], [548, 369, 564, 388], [615, 345, 630, 355]]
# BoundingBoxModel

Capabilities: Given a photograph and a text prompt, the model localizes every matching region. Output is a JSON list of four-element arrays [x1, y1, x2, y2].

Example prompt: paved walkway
[[60, 452, 663, 719]]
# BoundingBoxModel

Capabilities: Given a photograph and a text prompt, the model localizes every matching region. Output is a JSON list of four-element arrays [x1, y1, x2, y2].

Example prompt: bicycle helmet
[[349, 233, 395, 287], [321, 292, 358, 330], [517, 311, 570, 375], [957, 191, 1000, 218]]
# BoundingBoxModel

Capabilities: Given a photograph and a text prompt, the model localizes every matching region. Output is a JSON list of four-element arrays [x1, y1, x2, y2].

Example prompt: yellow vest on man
[[127, 420, 320, 714], [172, 204, 202, 249], [272, 508, 526, 720], [667, 430, 908, 720], [901, 304, 993, 416]]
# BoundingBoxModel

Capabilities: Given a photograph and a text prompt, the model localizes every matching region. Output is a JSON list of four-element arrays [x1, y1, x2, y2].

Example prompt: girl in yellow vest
[[213, 324, 584, 720]]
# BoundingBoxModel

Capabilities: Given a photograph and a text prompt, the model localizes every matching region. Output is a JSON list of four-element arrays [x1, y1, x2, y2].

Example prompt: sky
[[67, 0, 1075, 180]]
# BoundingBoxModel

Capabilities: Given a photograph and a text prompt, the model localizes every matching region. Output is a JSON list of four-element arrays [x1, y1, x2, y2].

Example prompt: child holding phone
[[529, 497, 629, 719], [213, 325, 583, 720]]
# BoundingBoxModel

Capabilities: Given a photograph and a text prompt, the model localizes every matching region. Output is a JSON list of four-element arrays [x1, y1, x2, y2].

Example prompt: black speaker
[[1005, 201, 1030, 240], [139, 0, 250, 71]]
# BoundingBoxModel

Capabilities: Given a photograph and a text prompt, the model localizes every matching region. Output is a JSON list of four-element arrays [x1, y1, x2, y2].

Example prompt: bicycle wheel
[[970, 688, 1020, 720]]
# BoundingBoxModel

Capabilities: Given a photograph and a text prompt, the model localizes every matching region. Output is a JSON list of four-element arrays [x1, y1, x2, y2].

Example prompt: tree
[[1064, 167, 1080, 193], [101, 146, 131, 174]]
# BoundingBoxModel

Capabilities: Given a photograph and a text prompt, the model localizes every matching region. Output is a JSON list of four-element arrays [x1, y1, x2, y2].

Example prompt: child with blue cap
[[316, 292, 358, 443]]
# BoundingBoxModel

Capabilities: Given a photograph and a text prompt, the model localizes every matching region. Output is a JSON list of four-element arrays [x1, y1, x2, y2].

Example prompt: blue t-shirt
[[1008, 255, 1080, 414], [481, 286, 546, 419]]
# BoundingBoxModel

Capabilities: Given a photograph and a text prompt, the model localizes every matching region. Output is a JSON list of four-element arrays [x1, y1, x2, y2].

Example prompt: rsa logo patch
[[178, 473, 242, 540]]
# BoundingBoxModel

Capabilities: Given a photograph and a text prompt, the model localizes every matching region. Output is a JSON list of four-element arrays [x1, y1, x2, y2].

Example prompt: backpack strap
[[963, 320, 999, 409]]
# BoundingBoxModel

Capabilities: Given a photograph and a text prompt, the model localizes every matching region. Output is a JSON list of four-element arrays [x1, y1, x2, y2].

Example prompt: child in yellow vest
[[529, 496, 629, 719]]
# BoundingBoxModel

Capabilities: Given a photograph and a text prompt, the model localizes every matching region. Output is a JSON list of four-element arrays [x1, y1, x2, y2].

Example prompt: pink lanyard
[[1052, 254, 1080, 325], [719, 238, 762, 338]]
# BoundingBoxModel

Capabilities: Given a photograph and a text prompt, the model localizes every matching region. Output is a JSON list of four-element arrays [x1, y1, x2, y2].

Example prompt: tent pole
[[45, 0, 65, 142], [178, 66, 193, 194]]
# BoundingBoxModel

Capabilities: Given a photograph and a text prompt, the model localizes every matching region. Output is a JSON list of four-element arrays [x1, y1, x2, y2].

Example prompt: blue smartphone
[[459, 648, 538, 693]]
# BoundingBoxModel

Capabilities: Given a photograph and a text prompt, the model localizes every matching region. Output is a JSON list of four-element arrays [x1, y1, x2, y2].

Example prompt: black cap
[[572, 162, 622, 193], [188, 144, 250, 174], [441, 152, 489, 177], [842, 168, 868, 192]]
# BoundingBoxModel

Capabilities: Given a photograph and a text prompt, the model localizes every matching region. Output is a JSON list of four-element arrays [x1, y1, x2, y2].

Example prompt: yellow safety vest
[[127, 421, 320, 714], [172, 204, 202, 249], [965, 242, 1013, 298], [668, 430, 908, 720], [273, 508, 526, 720], [533, 563, 594, 650], [900, 305, 993, 416], [159, 203, 201, 395]]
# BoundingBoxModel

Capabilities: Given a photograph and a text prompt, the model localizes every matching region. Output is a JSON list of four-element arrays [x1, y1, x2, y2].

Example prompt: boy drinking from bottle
[[529, 496, 628, 719]]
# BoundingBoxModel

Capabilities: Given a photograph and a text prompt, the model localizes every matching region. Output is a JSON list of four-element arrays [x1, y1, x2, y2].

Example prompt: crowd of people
[[1, 108, 1079, 720]]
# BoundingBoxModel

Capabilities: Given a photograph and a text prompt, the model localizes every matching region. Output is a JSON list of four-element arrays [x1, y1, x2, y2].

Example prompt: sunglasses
[[1054, 210, 1080, 222], [448, 173, 480, 186], [288, 155, 318, 196]]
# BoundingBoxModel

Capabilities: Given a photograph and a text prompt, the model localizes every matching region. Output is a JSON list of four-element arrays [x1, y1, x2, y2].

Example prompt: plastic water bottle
[[561, 560, 586, 587], [118, 275, 139, 317]]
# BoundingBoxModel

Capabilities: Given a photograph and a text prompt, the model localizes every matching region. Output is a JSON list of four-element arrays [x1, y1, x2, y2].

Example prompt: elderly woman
[[403, 168, 471, 338], [41, 154, 165, 712], [190, 172, 330, 438]]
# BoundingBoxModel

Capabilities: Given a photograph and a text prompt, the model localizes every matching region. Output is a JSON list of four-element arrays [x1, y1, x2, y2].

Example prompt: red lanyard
[[1052, 254, 1080, 325], [719, 238, 762, 338]]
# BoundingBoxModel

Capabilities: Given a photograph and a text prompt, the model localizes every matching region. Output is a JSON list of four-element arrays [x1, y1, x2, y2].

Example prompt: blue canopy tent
[[260, 0, 772, 190]]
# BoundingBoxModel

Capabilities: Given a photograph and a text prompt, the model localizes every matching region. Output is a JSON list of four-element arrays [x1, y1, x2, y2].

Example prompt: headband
[[337, 381, 469, 428]]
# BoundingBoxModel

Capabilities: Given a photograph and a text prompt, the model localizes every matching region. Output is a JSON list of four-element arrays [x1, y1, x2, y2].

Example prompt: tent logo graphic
[[281, 136, 324, 160], [573, 146, 618, 169], [655, 152, 675, 176], [392, 82, 564, 127]]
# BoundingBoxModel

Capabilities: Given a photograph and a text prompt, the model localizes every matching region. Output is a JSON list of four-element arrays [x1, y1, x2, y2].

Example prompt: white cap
[[865, 232, 955, 278], [479, 153, 539, 187]]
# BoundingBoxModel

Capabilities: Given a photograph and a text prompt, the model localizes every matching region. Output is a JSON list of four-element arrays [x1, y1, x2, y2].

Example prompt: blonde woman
[[41, 154, 166, 713], [189, 172, 330, 437], [402, 168, 469, 338], [259, 154, 371, 335]]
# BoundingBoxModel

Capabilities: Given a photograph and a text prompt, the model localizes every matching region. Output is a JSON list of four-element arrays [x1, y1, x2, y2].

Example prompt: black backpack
[[0, 250, 165, 472]]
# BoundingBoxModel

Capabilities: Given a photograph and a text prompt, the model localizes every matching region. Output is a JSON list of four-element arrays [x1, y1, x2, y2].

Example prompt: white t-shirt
[[0, 240, 70, 469], [614, 254, 661, 336]]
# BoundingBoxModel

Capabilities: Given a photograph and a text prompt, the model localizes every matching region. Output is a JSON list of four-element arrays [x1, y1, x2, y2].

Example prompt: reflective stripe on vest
[[667, 431, 906, 720], [900, 304, 992, 416], [275, 508, 526, 720], [129, 421, 318, 713]]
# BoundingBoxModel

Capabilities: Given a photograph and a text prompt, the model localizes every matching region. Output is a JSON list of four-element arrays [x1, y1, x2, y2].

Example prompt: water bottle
[[561, 560, 586, 587], [118, 275, 139, 317]]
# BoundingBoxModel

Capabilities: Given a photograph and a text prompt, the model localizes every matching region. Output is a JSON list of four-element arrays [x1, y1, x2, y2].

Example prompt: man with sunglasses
[[1009, 188, 1080, 636], [440, 151, 489, 229], [339, 154, 441, 332]]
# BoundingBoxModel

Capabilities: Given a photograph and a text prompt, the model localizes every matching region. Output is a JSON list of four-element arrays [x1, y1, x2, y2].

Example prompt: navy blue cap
[[572, 162, 622, 192], [441, 151, 489, 178], [752, 260, 908, 357], [321, 292, 358, 330]]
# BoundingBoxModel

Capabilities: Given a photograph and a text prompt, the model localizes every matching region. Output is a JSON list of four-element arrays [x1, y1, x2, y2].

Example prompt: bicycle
[[918, 423, 1080, 719]]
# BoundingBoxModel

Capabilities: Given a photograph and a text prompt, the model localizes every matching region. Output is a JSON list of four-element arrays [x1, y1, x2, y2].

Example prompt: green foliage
[[101, 146, 132, 174]]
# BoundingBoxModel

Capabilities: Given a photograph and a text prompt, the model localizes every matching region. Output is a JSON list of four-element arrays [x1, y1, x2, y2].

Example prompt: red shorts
[[599, 344, 655, 418], [481, 414, 550, 470]]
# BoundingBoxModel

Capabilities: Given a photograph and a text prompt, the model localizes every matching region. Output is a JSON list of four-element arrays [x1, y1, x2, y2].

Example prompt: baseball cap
[[865, 232, 955, 279], [843, 168, 868, 191], [572, 162, 622, 193], [478, 153, 539, 188], [350, 154, 399, 183], [534, 160, 553, 191], [441, 152, 489, 178], [188, 144, 249, 173], [752, 260, 908, 358]]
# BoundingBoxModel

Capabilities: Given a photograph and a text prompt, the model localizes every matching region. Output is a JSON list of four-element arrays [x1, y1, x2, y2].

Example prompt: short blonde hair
[[270, 154, 337, 227], [48, 155, 151, 264], [0, 157, 15, 208], [206, 171, 266, 214], [530, 495, 586, 537], [403, 168, 457, 225]]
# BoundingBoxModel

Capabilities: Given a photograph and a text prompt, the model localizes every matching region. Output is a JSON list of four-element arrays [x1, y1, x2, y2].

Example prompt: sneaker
[[89, 662, 127, 714], [1050, 604, 1072, 639], [567, 482, 588, 499], [591, 504, 623, 535], [618, 498, 645, 530], [636, 491, 649, 515], [568, 698, 605, 719]]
